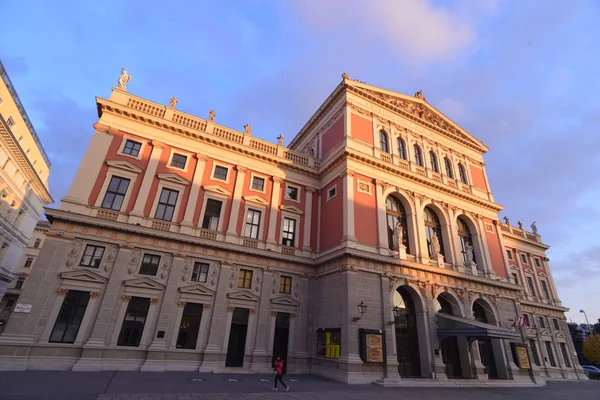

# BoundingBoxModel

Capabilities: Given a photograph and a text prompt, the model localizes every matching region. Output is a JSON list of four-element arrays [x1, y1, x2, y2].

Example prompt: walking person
[[272, 356, 290, 391]]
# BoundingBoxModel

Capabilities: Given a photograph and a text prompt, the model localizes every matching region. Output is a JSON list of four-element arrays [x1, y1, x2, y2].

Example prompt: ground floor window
[[316, 328, 340, 359], [117, 297, 151, 347], [560, 342, 571, 368], [176, 302, 203, 349], [529, 340, 541, 366], [49, 290, 90, 344], [545, 341, 557, 367]]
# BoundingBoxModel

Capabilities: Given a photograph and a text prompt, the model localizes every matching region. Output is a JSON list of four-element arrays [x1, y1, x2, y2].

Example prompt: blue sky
[[1, 0, 598, 324]]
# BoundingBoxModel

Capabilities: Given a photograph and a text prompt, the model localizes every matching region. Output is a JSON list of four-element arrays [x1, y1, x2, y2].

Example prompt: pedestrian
[[272, 356, 289, 391]]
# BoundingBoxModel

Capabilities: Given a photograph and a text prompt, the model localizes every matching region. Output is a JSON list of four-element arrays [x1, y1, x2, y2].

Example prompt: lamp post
[[580, 309, 590, 326], [352, 301, 368, 322]]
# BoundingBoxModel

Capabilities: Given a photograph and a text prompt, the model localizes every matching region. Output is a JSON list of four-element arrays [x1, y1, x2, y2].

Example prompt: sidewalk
[[0, 371, 597, 400]]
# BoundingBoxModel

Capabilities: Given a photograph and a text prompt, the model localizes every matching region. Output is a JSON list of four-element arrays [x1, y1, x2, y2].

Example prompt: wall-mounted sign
[[359, 329, 386, 363], [13, 304, 32, 313], [512, 343, 530, 369]]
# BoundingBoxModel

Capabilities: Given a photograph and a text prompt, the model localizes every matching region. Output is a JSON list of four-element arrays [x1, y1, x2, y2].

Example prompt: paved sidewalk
[[0, 372, 597, 400]]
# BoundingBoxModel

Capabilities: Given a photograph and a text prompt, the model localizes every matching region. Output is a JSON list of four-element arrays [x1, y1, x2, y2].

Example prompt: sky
[[1, 0, 598, 324]]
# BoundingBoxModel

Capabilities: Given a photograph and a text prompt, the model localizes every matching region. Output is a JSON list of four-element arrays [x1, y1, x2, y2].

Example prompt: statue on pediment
[[277, 134, 284, 146], [243, 124, 252, 135], [118, 68, 131, 91], [431, 232, 440, 257], [168, 96, 178, 108], [414, 90, 426, 101], [342, 72, 350, 80], [531, 221, 538, 235], [518, 221, 523, 229], [503, 216, 510, 224], [208, 109, 215, 121]]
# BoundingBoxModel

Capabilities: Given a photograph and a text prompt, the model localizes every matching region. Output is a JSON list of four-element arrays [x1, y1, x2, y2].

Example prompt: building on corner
[[0, 72, 586, 384], [0, 60, 53, 301]]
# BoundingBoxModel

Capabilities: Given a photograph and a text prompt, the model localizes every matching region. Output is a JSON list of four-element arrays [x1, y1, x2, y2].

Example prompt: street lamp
[[352, 301, 368, 322], [580, 309, 591, 326], [387, 306, 403, 326]]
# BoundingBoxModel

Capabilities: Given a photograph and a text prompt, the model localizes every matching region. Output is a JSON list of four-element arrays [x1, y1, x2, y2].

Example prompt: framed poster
[[359, 329, 386, 363], [511, 343, 531, 369]]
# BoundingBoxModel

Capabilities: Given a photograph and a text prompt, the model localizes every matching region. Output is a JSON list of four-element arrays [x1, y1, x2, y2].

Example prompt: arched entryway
[[435, 293, 464, 378], [393, 286, 422, 377], [472, 299, 499, 379]]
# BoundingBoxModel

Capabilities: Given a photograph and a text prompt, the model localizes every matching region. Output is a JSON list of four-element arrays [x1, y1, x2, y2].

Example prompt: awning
[[436, 313, 521, 340]]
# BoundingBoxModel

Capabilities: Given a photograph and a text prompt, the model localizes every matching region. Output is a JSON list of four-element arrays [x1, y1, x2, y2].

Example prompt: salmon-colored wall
[[310, 190, 318, 251], [236, 171, 273, 239], [321, 116, 344, 157], [319, 177, 343, 250], [469, 166, 487, 191], [275, 181, 306, 247], [484, 219, 506, 277], [351, 114, 373, 146], [353, 175, 378, 247], [144, 147, 197, 221], [88, 131, 152, 210], [198, 160, 237, 231]]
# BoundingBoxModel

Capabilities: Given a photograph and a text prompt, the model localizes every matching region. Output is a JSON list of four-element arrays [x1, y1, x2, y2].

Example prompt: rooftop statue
[[118, 68, 131, 91]]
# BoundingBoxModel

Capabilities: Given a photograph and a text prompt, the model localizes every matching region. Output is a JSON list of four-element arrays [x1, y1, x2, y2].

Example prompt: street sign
[[13, 304, 32, 313]]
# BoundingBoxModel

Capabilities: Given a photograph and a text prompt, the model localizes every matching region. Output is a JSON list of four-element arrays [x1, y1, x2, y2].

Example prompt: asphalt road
[[0, 371, 597, 400]]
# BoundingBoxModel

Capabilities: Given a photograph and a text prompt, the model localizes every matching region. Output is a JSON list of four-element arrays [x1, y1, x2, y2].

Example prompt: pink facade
[[351, 114, 373, 145], [321, 116, 344, 157]]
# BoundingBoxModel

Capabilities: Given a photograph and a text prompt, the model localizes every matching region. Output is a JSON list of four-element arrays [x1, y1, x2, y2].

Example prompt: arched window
[[386, 196, 409, 252], [458, 163, 468, 184], [414, 145, 423, 167], [457, 217, 476, 265], [397, 138, 407, 160], [435, 293, 454, 315], [424, 206, 445, 258], [429, 151, 439, 173], [444, 157, 454, 178], [473, 299, 489, 323], [379, 130, 389, 153]]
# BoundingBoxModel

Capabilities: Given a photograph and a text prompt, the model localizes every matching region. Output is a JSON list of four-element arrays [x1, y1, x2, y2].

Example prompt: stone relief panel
[[127, 249, 142, 275], [228, 266, 238, 290], [101, 244, 119, 273], [64, 239, 85, 268]]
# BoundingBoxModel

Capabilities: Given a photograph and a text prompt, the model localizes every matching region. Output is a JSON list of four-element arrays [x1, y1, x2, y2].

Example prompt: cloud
[[291, 0, 496, 64]]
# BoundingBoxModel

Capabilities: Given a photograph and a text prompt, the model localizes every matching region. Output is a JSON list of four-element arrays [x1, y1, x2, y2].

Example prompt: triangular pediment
[[227, 290, 260, 302], [270, 296, 299, 307], [157, 173, 190, 186], [124, 277, 165, 290], [280, 204, 303, 215], [179, 284, 215, 297], [203, 184, 232, 197], [243, 195, 269, 206], [345, 80, 488, 153], [106, 160, 143, 174], [61, 270, 108, 284]]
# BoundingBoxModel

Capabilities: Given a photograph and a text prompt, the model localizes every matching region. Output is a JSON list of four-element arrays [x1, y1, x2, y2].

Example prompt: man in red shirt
[[272, 357, 289, 391]]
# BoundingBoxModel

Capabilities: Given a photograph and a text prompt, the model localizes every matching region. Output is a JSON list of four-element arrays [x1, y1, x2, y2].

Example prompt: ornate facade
[[0, 60, 53, 301], [0, 73, 586, 384]]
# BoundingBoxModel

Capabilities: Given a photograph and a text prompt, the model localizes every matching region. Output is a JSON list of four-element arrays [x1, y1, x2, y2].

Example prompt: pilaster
[[266, 177, 283, 248], [180, 154, 209, 233], [375, 180, 389, 255], [342, 171, 356, 243], [130, 141, 165, 219], [225, 166, 247, 241], [302, 186, 315, 252]]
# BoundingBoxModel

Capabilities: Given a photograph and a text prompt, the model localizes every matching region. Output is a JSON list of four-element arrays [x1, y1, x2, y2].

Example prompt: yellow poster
[[516, 346, 530, 369]]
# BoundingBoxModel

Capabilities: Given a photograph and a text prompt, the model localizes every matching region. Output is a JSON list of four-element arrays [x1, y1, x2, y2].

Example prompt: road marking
[[260, 379, 271, 382], [187, 378, 204, 382], [290, 379, 299, 382], [226, 378, 239, 382]]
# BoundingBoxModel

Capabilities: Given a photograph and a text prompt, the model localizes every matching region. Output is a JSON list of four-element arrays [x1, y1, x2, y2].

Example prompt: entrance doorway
[[478, 339, 498, 379], [393, 286, 421, 377], [271, 312, 290, 365], [225, 308, 249, 367], [441, 336, 462, 378]]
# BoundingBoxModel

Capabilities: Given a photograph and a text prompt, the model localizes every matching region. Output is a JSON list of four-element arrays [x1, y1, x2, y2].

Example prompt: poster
[[365, 333, 384, 363], [13, 304, 32, 313], [515, 345, 530, 369]]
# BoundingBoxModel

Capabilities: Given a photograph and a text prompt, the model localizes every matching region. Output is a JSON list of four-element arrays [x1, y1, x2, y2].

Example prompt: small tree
[[583, 334, 600, 365]]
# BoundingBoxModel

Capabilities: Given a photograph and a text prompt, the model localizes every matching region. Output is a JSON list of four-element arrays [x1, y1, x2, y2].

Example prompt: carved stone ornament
[[254, 272, 261, 293], [121, 295, 131, 302], [271, 311, 278, 316], [249, 309, 256, 315], [65, 239, 84, 268], [227, 306, 235, 312], [177, 301, 186, 307], [150, 298, 159, 304], [293, 281, 300, 299], [182, 258, 192, 282], [271, 274, 278, 295], [57, 288, 69, 296], [209, 267, 218, 287], [160, 255, 173, 280], [103, 244, 119, 273], [90, 292, 100, 299], [229, 267, 237, 289], [127, 249, 142, 275]]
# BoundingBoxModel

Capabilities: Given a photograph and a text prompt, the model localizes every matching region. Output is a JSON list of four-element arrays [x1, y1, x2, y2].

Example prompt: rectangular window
[[534, 258, 541, 268], [553, 319, 560, 331], [49, 290, 90, 344], [327, 186, 337, 200], [170, 153, 187, 169], [282, 217, 296, 247], [524, 313, 530, 326], [541, 280, 550, 299], [538, 316, 545, 329], [316, 328, 341, 359], [529, 340, 540, 366], [4, 299, 15, 310], [506, 249, 513, 260], [201, 198, 222, 230], [23, 257, 34, 268], [526, 276, 536, 296], [154, 188, 179, 221], [123, 139, 142, 156], [79, 245, 105, 268], [191, 262, 209, 283], [101, 176, 130, 211], [7, 116, 15, 127], [34, 239, 41, 248], [251, 176, 265, 191], [139, 254, 161, 276], [520, 253, 528, 264], [244, 209, 261, 239], [280, 276, 292, 294], [176, 303, 203, 349], [15, 277, 25, 290], [117, 297, 150, 347], [511, 273, 519, 285], [238, 269, 253, 289], [545, 341, 556, 367], [213, 165, 228, 181], [560, 343, 571, 368], [286, 185, 299, 201]]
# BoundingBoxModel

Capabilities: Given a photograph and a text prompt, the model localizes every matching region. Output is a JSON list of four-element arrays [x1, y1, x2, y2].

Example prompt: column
[[476, 218, 495, 278], [342, 171, 356, 243], [266, 177, 283, 247], [251, 269, 274, 372], [180, 154, 209, 233], [316, 190, 322, 252], [375, 181, 389, 255], [302, 186, 315, 252], [61, 124, 115, 207], [381, 276, 400, 381], [413, 196, 429, 263], [130, 141, 165, 219], [225, 166, 247, 241], [448, 208, 464, 272]]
